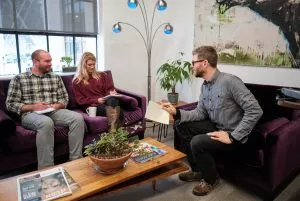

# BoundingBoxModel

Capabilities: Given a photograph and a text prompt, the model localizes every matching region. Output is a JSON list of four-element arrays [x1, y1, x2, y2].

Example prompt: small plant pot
[[62, 66, 77, 72], [89, 152, 132, 174], [168, 93, 179, 105]]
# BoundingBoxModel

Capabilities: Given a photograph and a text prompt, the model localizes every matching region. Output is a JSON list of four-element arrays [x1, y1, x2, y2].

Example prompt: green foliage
[[84, 128, 139, 159], [60, 56, 73, 67], [218, 48, 292, 68], [156, 53, 192, 94]]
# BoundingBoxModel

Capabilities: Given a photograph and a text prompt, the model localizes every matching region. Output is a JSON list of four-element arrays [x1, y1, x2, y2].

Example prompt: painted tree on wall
[[215, 0, 300, 68]]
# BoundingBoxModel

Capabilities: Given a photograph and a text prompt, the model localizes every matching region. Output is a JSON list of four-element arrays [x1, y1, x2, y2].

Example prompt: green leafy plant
[[60, 56, 73, 67], [156, 52, 192, 94], [84, 128, 140, 159]]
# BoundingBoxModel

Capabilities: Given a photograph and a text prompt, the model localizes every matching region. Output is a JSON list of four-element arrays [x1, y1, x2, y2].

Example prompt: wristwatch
[[228, 132, 235, 144]]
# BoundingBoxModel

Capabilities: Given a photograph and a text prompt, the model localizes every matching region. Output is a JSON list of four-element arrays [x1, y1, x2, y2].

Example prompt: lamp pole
[[113, 0, 173, 101]]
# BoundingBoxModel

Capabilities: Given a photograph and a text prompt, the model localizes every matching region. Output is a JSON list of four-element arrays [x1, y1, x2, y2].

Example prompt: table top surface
[[0, 138, 187, 201]]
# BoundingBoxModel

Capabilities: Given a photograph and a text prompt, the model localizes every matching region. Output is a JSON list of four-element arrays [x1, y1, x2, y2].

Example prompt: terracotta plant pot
[[89, 152, 132, 174]]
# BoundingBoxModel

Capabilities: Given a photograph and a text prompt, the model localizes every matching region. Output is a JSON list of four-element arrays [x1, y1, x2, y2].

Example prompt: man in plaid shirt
[[6, 49, 85, 169]]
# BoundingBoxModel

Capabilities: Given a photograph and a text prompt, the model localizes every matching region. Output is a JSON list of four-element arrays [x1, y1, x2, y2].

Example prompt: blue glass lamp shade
[[127, 0, 138, 8], [157, 0, 167, 11], [112, 23, 122, 33], [164, 23, 173, 34]]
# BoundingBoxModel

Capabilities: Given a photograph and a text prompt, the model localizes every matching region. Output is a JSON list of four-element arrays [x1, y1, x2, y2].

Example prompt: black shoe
[[179, 171, 202, 182]]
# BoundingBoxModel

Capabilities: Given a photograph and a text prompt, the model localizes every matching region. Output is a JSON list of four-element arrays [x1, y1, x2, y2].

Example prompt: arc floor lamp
[[112, 0, 173, 101]]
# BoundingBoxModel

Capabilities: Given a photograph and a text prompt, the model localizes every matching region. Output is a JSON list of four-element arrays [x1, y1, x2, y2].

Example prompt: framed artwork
[[194, 0, 300, 68]]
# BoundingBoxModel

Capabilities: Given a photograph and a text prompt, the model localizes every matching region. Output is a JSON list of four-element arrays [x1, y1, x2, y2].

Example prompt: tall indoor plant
[[156, 52, 192, 104]]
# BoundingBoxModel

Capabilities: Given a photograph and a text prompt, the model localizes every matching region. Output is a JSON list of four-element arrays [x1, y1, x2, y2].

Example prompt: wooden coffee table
[[0, 138, 188, 201]]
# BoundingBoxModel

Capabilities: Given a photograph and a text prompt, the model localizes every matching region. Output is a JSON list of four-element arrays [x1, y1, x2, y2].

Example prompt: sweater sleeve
[[72, 80, 99, 106]]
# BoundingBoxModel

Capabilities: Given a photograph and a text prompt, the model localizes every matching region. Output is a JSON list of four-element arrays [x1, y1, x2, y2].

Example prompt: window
[[75, 37, 97, 65], [0, 0, 97, 76], [18, 34, 47, 73], [0, 34, 18, 75], [49, 36, 73, 72]]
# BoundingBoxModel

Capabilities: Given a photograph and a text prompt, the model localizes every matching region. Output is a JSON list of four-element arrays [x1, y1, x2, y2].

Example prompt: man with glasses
[[6, 49, 85, 170], [162, 46, 263, 196]]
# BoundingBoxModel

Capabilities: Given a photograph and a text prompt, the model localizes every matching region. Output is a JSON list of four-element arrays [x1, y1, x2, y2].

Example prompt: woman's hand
[[98, 98, 105, 104], [110, 89, 118, 95]]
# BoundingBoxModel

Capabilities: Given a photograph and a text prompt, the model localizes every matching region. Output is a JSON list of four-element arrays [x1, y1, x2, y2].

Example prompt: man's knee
[[37, 118, 54, 131], [190, 135, 210, 152], [69, 111, 84, 124]]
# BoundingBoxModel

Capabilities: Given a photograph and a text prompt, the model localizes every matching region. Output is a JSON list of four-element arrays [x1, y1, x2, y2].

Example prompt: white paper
[[34, 107, 55, 114], [145, 101, 169, 125]]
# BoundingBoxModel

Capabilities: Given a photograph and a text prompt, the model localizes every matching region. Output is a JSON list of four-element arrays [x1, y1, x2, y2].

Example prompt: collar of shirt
[[27, 71, 51, 78], [203, 68, 220, 85]]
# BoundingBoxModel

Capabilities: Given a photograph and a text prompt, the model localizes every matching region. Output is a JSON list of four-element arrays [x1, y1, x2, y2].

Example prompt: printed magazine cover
[[17, 167, 72, 201], [62, 168, 79, 191], [131, 142, 167, 163]]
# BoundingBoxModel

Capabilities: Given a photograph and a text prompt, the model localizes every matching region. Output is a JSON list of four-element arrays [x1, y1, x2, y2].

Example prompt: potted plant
[[84, 127, 140, 174], [156, 52, 192, 104], [60, 56, 77, 72]]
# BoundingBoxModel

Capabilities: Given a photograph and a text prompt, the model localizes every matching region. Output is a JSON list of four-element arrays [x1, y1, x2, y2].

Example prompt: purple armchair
[[174, 83, 300, 199], [0, 70, 146, 175]]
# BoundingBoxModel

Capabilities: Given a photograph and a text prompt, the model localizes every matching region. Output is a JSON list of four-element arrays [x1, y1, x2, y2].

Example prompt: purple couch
[[174, 83, 300, 199], [0, 70, 146, 175]]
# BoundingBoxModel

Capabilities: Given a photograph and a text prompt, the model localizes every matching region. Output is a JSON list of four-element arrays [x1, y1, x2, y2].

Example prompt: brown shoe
[[178, 171, 202, 182], [192, 178, 220, 196]]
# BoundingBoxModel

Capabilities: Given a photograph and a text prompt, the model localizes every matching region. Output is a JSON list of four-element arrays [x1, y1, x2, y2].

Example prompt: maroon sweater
[[72, 72, 111, 109]]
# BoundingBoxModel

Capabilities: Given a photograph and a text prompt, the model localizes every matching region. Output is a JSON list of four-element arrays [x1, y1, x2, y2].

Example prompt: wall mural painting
[[194, 0, 300, 68]]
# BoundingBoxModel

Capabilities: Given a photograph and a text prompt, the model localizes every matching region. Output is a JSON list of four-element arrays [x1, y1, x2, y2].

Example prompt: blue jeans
[[21, 109, 85, 169]]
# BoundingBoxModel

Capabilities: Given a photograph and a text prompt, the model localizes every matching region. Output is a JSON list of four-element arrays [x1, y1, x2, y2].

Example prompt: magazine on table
[[62, 168, 79, 191], [17, 167, 72, 201], [131, 142, 167, 163]]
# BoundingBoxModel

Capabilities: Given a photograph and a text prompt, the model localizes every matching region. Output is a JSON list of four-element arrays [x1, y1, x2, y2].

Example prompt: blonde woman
[[72, 52, 124, 124]]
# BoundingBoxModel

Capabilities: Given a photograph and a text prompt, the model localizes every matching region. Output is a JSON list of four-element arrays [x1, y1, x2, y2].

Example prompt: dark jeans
[[96, 97, 124, 121], [175, 120, 237, 184]]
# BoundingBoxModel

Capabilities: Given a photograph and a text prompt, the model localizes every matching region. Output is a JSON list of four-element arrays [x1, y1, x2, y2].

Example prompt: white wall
[[101, 0, 300, 103]]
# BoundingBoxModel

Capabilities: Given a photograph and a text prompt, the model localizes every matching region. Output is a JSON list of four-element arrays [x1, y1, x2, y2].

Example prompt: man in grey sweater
[[162, 46, 263, 196]]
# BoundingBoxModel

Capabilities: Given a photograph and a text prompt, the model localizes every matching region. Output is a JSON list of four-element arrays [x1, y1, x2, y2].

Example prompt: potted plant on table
[[84, 107, 140, 174], [156, 52, 192, 104], [60, 56, 77, 72]]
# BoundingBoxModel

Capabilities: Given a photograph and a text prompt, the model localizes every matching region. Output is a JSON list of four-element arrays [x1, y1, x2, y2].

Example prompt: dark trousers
[[175, 120, 237, 184], [96, 97, 124, 121]]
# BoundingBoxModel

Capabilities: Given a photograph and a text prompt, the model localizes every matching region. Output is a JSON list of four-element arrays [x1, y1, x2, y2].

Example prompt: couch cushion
[[0, 110, 16, 138], [2, 124, 71, 154], [61, 75, 79, 110], [76, 110, 109, 136]]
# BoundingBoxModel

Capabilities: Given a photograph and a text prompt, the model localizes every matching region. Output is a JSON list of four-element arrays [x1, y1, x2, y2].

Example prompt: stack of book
[[131, 142, 167, 163], [17, 167, 78, 201]]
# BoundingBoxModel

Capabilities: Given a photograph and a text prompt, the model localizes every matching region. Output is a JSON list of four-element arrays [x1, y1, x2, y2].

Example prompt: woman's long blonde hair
[[73, 52, 100, 85]]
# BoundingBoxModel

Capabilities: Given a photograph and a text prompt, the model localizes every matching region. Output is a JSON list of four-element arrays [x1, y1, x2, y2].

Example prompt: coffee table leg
[[152, 180, 156, 191]]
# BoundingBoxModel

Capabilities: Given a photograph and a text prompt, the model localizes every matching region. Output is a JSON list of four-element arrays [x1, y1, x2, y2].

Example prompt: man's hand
[[207, 131, 232, 144], [33, 102, 51, 111], [161, 102, 176, 115]]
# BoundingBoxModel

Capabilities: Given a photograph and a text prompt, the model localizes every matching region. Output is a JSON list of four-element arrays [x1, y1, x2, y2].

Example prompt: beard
[[39, 66, 52, 74], [193, 69, 204, 78]]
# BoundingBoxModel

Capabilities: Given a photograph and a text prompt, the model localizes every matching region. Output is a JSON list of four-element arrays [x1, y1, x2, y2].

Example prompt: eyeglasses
[[192, 59, 205, 66]]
